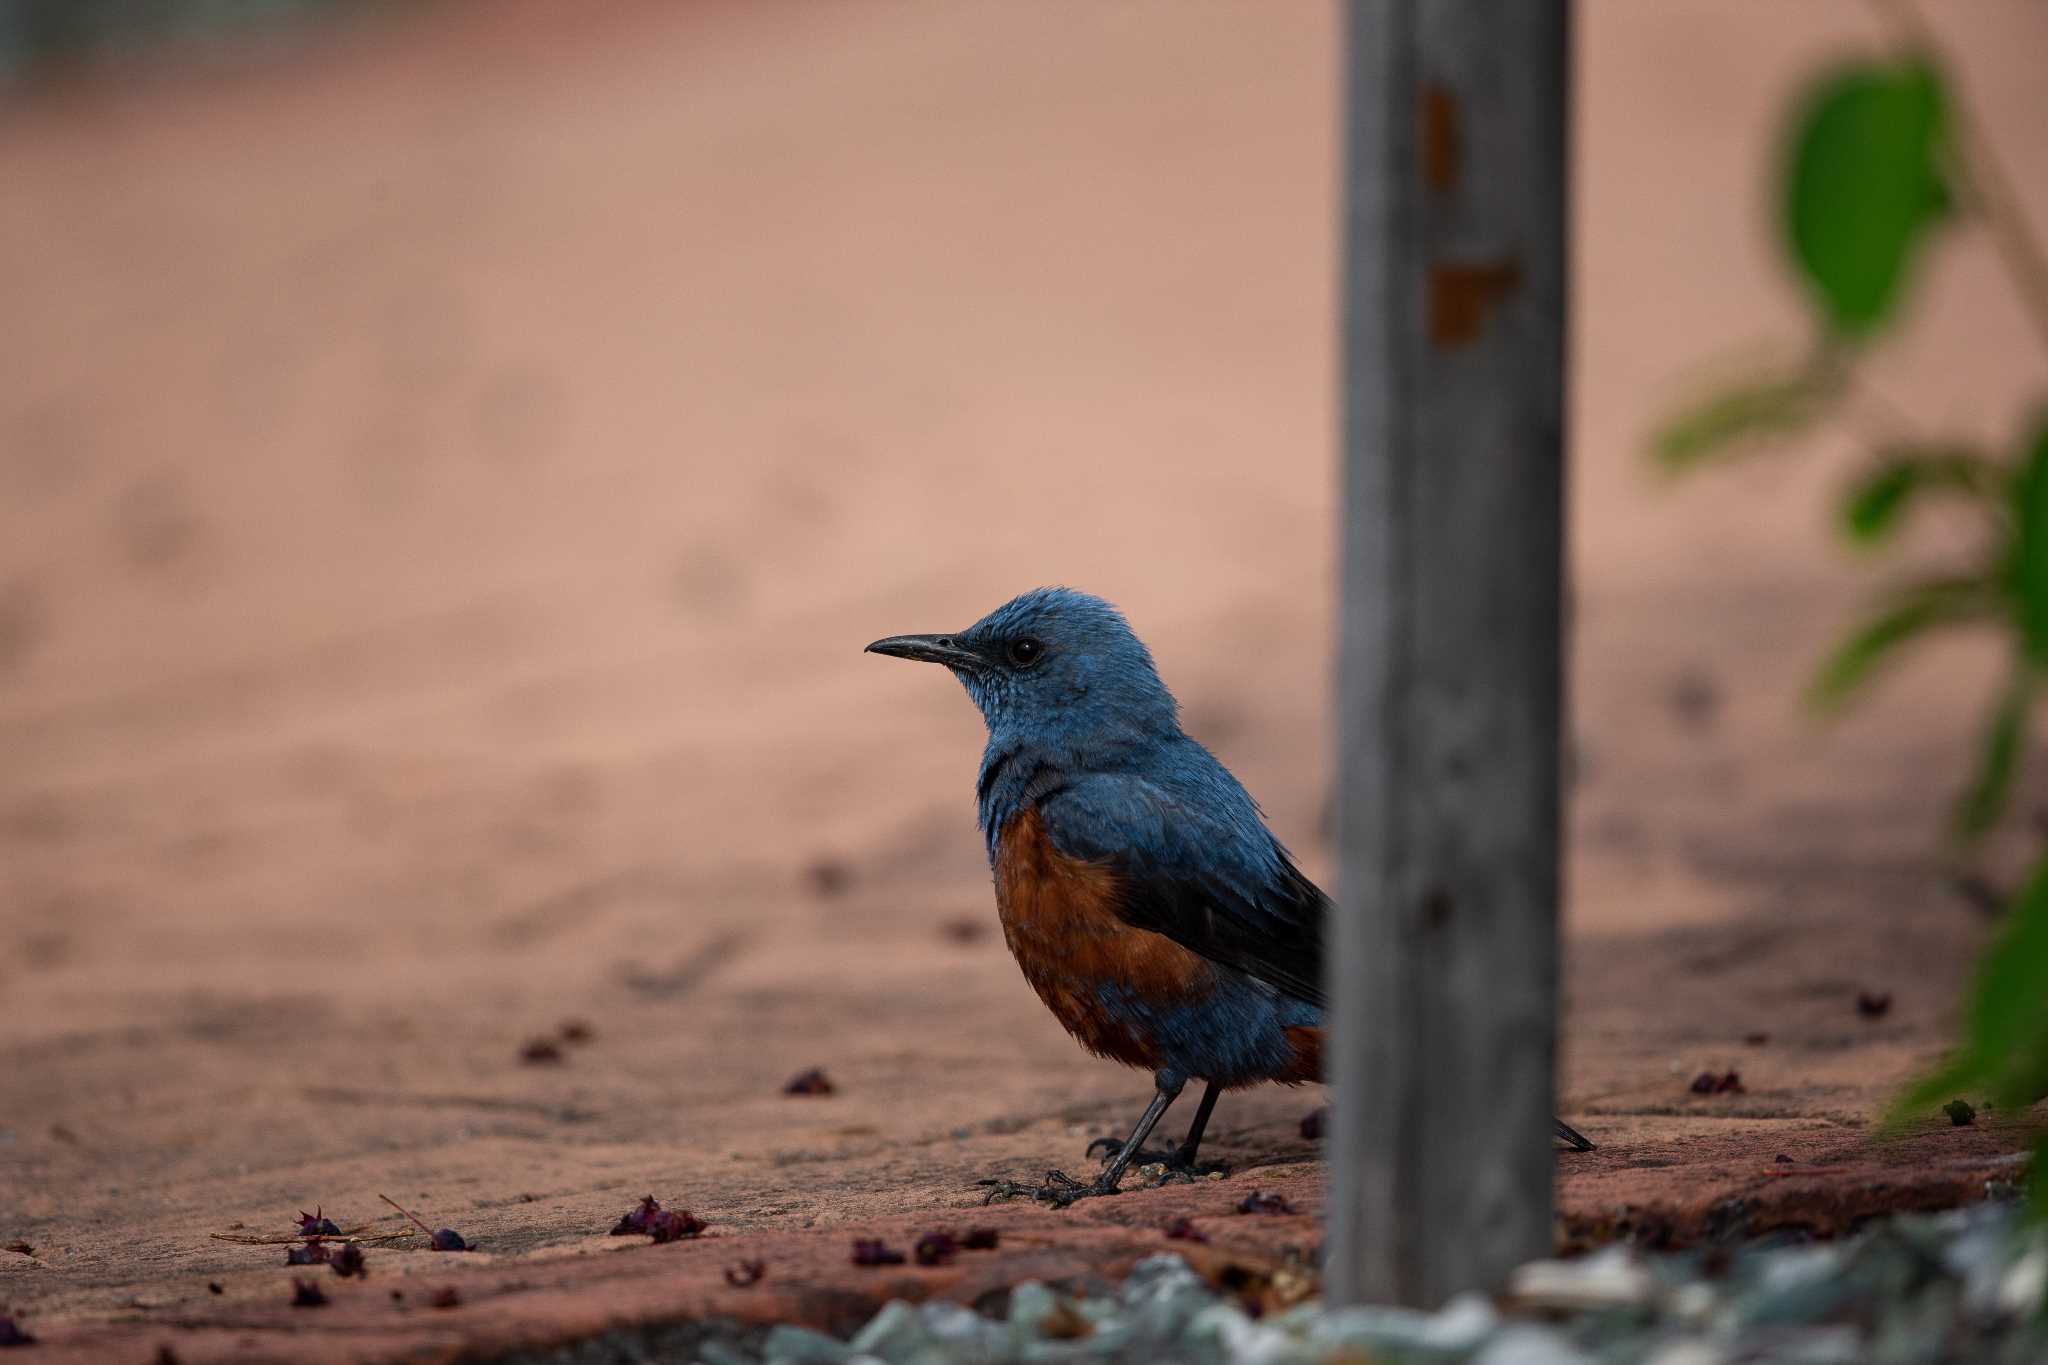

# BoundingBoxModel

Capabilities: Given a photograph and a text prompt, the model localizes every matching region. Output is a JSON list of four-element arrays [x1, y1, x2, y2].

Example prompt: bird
[[867, 587, 1594, 1203]]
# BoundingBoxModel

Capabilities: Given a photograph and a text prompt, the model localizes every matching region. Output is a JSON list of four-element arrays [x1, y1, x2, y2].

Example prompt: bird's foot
[[1085, 1136, 1182, 1168], [1084, 1137, 1229, 1185], [976, 1169, 1120, 1208]]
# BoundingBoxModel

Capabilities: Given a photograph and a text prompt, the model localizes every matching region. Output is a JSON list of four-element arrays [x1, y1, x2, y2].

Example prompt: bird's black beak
[[864, 633, 983, 670]]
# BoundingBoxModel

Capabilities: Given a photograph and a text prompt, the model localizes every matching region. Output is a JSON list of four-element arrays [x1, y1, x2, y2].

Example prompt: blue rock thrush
[[868, 587, 1593, 1204]]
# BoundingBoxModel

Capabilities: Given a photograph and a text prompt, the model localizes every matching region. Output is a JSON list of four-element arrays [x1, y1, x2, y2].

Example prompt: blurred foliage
[[1652, 25, 2048, 1210], [0, 0, 352, 77], [1653, 354, 1844, 472], [1784, 60, 1950, 334], [1904, 859, 2048, 1217]]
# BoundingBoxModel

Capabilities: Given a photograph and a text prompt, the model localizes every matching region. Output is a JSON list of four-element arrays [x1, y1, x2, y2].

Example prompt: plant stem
[[379, 1193, 436, 1239], [1869, 0, 2048, 363]]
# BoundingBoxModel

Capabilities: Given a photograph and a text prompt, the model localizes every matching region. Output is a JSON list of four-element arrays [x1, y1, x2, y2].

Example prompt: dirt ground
[[4, 1, 2048, 1358]]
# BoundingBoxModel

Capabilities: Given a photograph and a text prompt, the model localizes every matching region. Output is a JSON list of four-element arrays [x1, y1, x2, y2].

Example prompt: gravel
[[701, 1202, 2048, 1364]]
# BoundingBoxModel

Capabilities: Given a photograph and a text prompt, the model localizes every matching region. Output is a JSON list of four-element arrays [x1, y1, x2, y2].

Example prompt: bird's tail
[[1553, 1117, 1596, 1151]]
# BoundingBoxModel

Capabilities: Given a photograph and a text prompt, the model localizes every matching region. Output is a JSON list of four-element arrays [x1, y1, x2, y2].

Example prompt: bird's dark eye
[[1006, 636, 1044, 668]]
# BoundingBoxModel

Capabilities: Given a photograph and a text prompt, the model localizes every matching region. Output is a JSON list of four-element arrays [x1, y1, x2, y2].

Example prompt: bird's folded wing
[[1037, 774, 1327, 1008]]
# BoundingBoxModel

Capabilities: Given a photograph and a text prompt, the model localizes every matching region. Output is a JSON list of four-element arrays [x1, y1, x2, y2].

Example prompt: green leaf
[[1902, 853, 2048, 1118], [2010, 419, 2048, 663], [1783, 60, 1950, 334], [1952, 672, 2031, 840], [1652, 361, 1840, 472], [1807, 576, 1992, 711], [1840, 447, 2003, 544]]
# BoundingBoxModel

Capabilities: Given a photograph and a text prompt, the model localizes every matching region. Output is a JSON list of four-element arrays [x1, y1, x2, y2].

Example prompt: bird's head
[[866, 587, 1180, 754]]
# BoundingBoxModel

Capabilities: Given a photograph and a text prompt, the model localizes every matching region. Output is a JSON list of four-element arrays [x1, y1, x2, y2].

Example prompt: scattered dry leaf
[[913, 1232, 958, 1266], [1237, 1191, 1295, 1215], [783, 1067, 835, 1096], [851, 1238, 905, 1266], [1690, 1070, 1744, 1095]]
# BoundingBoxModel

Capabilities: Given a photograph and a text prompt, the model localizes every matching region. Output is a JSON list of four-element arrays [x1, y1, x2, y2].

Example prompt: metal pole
[[1326, 0, 1570, 1308]]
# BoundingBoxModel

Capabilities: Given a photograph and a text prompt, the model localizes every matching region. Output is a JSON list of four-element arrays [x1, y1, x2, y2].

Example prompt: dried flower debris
[[782, 1067, 836, 1096], [723, 1259, 767, 1287], [297, 1208, 341, 1238], [608, 1196, 704, 1243], [219, 1199, 454, 1259], [290, 1279, 328, 1308], [648, 1208, 705, 1243], [851, 1238, 906, 1266], [216, 1205, 406, 1249], [1690, 1070, 1745, 1095], [914, 1232, 960, 1266], [379, 1194, 469, 1251], [1236, 1191, 1296, 1216], [611, 1196, 663, 1236], [854, 1226, 1001, 1268]]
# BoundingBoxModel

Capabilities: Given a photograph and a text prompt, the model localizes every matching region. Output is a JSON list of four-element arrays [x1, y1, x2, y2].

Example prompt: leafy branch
[[1651, 5, 2048, 1205]]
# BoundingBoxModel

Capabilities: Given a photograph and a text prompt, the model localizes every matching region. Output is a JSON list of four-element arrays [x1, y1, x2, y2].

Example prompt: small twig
[[210, 1229, 413, 1246], [1869, 0, 2048, 363], [379, 1194, 438, 1240]]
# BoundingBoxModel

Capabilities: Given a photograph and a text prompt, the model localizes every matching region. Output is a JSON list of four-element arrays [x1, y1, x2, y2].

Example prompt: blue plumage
[[866, 587, 1589, 1202], [867, 588, 1327, 1199]]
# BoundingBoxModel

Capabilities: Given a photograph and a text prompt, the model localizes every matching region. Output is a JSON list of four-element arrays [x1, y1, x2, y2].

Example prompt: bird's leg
[[1088, 1076, 1183, 1193], [1554, 1117, 1596, 1152], [1087, 1079, 1225, 1177], [1171, 1080, 1222, 1168], [984, 1073, 1185, 1207]]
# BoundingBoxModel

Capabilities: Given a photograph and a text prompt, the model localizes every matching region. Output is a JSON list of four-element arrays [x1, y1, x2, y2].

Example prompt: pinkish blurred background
[[2, 0, 2044, 1325]]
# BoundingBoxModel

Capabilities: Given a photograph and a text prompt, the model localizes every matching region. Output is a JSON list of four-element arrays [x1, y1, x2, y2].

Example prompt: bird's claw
[[1085, 1136, 1180, 1167], [976, 1169, 1118, 1208], [1085, 1137, 1228, 1183]]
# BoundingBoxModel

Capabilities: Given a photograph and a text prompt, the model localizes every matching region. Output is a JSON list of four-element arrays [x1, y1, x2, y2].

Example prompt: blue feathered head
[[867, 587, 1180, 751]]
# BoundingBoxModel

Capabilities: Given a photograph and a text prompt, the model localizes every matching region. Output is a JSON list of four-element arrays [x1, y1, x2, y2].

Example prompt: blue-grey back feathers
[[946, 588, 1327, 1007]]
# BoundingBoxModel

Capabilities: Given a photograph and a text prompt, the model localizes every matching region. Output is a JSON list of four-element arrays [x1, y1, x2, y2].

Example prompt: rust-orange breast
[[992, 808, 1216, 1071]]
